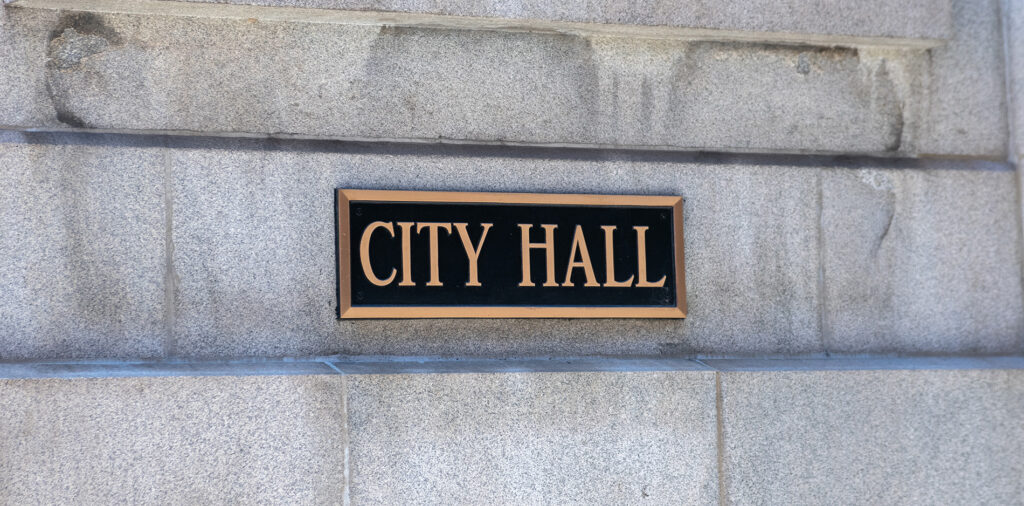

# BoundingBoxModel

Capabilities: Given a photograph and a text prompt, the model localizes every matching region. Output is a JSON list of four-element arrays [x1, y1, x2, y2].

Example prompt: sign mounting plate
[[337, 189, 686, 318]]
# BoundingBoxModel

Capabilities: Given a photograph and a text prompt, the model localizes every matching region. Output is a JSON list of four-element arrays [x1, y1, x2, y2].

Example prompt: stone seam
[[340, 374, 352, 506], [714, 371, 728, 506], [1003, 0, 1020, 165], [999, 0, 1024, 353], [162, 146, 178, 357], [4, 357, 1023, 379], [816, 171, 832, 356]]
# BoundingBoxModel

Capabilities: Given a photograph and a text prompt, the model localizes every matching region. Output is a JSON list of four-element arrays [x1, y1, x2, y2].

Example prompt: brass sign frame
[[337, 189, 686, 318]]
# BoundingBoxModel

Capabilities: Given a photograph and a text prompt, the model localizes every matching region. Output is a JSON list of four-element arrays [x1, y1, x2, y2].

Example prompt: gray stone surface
[[0, 131, 167, 359], [1007, 0, 1024, 161], [0, 374, 347, 503], [720, 368, 1024, 504], [1012, 0, 1024, 299], [3, 133, 1021, 360], [3, 361, 1022, 505], [919, 0, 1008, 158], [821, 163, 1024, 354], [0, 4, 932, 156], [171, 140, 822, 358], [172, 0, 953, 42], [345, 370, 718, 504], [0, 7, 54, 130]]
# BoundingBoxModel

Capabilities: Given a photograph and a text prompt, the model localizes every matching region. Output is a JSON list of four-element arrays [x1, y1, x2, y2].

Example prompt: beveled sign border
[[337, 189, 686, 318]]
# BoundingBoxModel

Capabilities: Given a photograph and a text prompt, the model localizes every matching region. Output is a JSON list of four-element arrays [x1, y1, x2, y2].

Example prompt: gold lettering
[[600, 225, 634, 287], [562, 225, 599, 287], [358, 221, 396, 286], [396, 222, 415, 286], [634, 226, 666, 287], [453, 223, 492, 287], [518, 224, 558, 287], [416, 222, 452, 287]]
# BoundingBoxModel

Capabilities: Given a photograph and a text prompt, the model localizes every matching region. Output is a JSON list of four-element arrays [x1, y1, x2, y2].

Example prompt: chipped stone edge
[[8, 0, 947, 49], [1, 356, 1022, 379]]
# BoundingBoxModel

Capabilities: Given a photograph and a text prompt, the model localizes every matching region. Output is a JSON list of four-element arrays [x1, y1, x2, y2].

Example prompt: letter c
[[359, 221, 397, 286]]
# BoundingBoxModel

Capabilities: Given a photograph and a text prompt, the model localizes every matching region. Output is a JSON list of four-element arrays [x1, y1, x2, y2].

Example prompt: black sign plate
[[337, 190, 686, 318]]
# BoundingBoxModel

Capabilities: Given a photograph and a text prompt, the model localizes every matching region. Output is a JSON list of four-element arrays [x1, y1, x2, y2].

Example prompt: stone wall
[[1, 0, 1023, 503]]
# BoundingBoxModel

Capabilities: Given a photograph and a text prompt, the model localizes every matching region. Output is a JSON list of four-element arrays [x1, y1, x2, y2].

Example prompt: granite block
[[0, 132, 167, 359], [171, 140, 822, 358], [0, 8, 55, 130], [1, 4, 930, 155], [345, 370, 718, 504], [0, 374, 347, 504], [821, 163, 1024, 353], [919, 0, 1008, 158], [720, 368, 1024, 504]]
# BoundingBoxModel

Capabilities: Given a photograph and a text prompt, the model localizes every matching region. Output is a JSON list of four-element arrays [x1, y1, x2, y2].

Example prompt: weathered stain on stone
[[54, 108, 87, 128], [43, 13, 126, 129], [796, 53, 811, 74], [855, 53, 907, 152], [657, 342, 689, 356], [47, 28, 110, 70], [48, 12, 122, 45], [43, 77, 89, 129], [873, 61, 905, 151], [857, 170, 897, 257], [886, 104, 905, 152]]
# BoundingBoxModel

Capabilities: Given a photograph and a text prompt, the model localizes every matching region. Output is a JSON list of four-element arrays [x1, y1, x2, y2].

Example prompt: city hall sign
[[336, 190, 686, 318]]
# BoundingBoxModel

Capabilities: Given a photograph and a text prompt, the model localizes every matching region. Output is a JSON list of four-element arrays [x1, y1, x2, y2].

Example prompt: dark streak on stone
[[43, 79, 91, 129], [887, 104, 905, 152], [48, 12, 122, 45], [871, 60, 905, 152], [45, 12, 125, 129], [874, 205, 895, 256], [55, 109, 88, 128], [657, 342, 689, 356]]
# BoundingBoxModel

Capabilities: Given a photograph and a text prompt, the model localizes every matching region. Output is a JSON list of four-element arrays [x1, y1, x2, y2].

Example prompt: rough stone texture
[[0, 374, 347, 504], [174, 0, 953, 42], [171, 139, 822, 358], [720, 368, 1024, 504], [919, 0, 1008, 158], [0, 132, 166, 359], [0, 5, 931, 156], [346, 370, 717, 504], [0, 8, 55, 129], [1008, 0, 1024, 162], [1009, 0, 1024, 298], [821, 163, 1024, 354], [3, 362, 1023, 504], [3, 133, 1021, 360]]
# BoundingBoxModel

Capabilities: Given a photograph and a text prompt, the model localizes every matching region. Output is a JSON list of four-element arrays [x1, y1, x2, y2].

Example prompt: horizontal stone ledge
[[2, 0, 1001, 157], [7, 0, 951, 48], [2, 356, 1022, 379]]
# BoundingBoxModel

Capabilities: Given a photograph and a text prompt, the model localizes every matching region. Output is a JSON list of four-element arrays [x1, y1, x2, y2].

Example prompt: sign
[[336, 190, 686, 318]]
